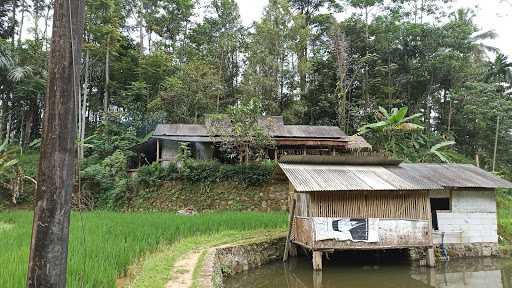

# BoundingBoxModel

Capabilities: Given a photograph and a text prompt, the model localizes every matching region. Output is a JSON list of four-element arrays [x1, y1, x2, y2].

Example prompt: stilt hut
[[279, 155, 512, 270]]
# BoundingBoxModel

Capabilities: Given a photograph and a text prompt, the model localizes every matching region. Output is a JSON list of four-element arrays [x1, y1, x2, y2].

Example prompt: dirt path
[[165, 250, 202, 288]]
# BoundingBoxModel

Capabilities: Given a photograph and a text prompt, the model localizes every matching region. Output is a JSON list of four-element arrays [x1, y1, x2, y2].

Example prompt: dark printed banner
[[313, 217, 379, 242], [332, 218, 368, 241]]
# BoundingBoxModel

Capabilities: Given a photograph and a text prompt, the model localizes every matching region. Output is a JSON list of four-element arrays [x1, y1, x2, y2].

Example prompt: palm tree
[[487, 53, 512, 83], [451, 8, 499, 60], [0, 42, 32, 81]]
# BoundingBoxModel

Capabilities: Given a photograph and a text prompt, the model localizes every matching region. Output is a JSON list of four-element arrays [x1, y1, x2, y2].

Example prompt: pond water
[[224, 252, 512, 288]]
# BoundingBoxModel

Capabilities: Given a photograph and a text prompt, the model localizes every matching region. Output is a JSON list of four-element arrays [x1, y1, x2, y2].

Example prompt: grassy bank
[[498, 190, 512, 244], [125, 229, 285, 288], [0, 210, 286, 287]]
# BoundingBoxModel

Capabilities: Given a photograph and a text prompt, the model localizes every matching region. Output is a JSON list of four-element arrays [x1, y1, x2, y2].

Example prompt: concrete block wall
[[433, 190, 498, 245]]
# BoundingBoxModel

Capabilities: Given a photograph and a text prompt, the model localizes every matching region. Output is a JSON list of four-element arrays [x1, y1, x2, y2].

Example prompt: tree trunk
[[80, 48, 90, 159], [363, 6, 370, 111], [103, 37, 110, 113], [17, 0, 25, 46], [26, 0, 85, 286], [11, 0, 17, 47], [0, 95, 8, 142], [138, 13, 144, 55], [23, 106, 34, 146]]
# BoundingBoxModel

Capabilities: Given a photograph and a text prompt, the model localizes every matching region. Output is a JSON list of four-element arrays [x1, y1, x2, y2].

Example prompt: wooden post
[[283, 195, 296, 262], [426, 247, 436, 267], [313, 270, 323, 288], [26, 0, 85, 286], [156, 139, 160, 163], [313, 251, 323, 270]]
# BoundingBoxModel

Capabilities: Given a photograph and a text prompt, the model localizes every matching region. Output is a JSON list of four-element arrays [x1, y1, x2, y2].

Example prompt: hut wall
[[291, 191, 433, 250], [193, 142, 214, 160], [434, 190, 498, 244], [160, 140, 179, 167], [310, 191, 430, 220]]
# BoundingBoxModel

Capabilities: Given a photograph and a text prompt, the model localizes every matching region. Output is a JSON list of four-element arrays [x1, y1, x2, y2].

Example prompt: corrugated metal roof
[[279, 163, 512, 192], [153, 135, 217, 142], [153, 123, 347, 139], [154, 124, 208, 136], [279, 163, 444, 192], [271, 125, 347, 138], [394, 164, 512, 189]]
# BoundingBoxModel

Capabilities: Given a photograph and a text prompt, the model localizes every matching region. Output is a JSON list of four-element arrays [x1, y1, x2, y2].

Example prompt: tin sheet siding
[[435, 190, 498, 244]]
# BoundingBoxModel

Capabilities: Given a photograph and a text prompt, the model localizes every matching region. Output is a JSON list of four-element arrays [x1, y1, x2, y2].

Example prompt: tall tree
[[183, 0, 244, 110], [26, 0, 85, 286], [243, 0, 295, 115]]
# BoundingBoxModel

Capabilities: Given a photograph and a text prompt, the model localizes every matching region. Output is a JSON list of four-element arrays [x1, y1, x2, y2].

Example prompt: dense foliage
[[0, 0, 511, 204]]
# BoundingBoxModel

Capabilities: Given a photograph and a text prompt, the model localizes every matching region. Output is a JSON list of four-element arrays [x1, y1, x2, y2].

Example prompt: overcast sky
[[236, 0, 512, 58]]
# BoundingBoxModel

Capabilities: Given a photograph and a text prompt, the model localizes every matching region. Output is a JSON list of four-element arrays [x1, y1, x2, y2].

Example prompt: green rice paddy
[[0, 210, 287, 287]]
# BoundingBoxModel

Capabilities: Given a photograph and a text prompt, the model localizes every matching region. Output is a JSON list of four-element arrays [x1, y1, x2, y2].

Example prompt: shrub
[[181, 160, 275, 186], [134, 163, 179, 186], [181, 160, 221, 183]]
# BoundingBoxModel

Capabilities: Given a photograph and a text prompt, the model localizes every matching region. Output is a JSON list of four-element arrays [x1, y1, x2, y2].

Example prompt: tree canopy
[[1, 0, 511, 180]]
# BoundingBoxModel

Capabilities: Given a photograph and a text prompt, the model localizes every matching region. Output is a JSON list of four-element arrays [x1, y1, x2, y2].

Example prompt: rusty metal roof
[[279, 163, 512, 192]]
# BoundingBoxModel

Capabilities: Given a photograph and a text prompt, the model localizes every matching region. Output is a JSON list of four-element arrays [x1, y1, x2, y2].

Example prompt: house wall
[[160, 140, 179, 167], [193, 142, 214, 160], [160, 140, 214, 166], [432, 189, 498, 245]]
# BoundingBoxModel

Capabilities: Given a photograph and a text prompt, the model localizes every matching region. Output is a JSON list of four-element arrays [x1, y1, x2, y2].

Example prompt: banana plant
[[356, 106, 424, 135], [428, 141, 456, 163], [0, 140, 18, 178]]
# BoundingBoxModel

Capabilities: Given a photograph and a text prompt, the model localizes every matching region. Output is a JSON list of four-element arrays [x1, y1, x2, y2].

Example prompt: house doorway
[[430, 197, 450, 230]]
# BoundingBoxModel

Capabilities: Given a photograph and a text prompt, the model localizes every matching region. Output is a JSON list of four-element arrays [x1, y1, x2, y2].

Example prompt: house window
[[430, 198, 450, 231]]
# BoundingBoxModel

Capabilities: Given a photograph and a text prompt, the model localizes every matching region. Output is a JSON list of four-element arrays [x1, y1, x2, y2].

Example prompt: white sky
[[236, 0, 512, 58]]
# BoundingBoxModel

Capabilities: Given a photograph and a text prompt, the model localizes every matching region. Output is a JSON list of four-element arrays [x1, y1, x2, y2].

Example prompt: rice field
[[0, 210, 287, 287]]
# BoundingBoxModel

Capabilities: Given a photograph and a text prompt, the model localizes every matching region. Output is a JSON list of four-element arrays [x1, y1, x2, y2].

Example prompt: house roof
[[279, 163, 512, 192], [153, 117, 352, 141], [153, 124, 209, 137], [152, 117, 372, 150], [269, 125, 347, 138]]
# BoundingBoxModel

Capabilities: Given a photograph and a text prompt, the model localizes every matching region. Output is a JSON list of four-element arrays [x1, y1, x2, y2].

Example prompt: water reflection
[[224, 256, 512, 288]]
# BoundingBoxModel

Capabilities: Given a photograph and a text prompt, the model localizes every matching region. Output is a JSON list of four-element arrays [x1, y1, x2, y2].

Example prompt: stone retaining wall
[[199, 236, 286, 288], [410, 242, 500, 261]]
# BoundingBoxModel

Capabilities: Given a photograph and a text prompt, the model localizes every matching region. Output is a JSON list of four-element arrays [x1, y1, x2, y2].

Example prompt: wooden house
[[278, 156, 512, 270], [132, 116, 371, 167]]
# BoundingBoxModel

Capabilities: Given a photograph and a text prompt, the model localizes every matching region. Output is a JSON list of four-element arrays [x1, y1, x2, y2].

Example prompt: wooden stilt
[[313, 251, 323, 270], [156, 139, 160, 163], [289, 243, 298, 257], [426, 247, 436, 267], [283, 196, 296, 262], [313, 270, 323, 288]]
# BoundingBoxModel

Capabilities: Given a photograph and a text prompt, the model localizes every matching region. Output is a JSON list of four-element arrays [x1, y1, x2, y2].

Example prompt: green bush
[[181, 160, 222, 183], [134, 162, 179, 186], [181, 160, 275, 186]]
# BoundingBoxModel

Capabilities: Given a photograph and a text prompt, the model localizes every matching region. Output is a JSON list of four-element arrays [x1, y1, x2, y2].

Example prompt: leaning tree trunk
[[26, 0, 85, 286]]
